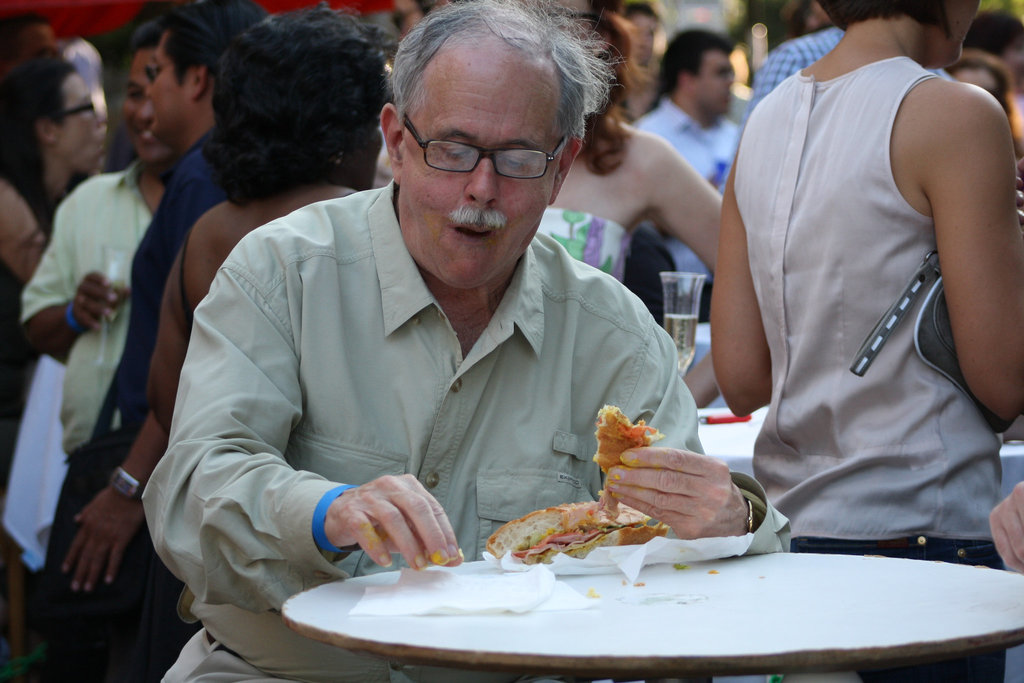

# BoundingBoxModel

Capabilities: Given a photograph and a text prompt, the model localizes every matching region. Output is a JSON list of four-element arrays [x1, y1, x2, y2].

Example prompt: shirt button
[[425, 471, 440, 488], [957, 548, 967, 559], [916, 536, 927, 546], [451, 378, 462, 393]]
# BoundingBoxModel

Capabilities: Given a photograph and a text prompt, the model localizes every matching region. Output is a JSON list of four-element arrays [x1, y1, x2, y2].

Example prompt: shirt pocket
[[287, 428, 409, 484], [474, 428, 601, 553]]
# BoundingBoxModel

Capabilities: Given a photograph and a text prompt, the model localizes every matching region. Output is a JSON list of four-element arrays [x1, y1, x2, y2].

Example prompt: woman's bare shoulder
[[0, 179, 38, 238], [901, 76, 1008, 135]]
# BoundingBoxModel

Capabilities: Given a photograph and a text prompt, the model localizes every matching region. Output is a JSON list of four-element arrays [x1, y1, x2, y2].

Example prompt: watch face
[[111, 468, 140, 498]]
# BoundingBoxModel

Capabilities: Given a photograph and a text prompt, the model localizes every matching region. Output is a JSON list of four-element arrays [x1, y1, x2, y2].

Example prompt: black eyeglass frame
[[50, 102, 96, 119], [403, 117, 566, 180], [144, 63, 161, 83]]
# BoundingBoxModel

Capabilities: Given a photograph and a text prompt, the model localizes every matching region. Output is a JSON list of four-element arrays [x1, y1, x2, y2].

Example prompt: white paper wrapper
[[484, 533, 754, 584], [349, 564, 596, 616]]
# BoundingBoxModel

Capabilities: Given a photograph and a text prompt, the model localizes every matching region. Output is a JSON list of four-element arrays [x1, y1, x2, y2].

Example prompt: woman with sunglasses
[[0, 57, 105, 482]]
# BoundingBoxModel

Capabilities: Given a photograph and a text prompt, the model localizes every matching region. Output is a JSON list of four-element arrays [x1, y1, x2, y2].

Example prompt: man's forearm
[[118, 412, 170, 489]]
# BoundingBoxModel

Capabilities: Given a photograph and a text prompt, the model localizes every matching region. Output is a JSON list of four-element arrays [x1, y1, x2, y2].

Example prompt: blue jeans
[[790, 536, 1005, 683]]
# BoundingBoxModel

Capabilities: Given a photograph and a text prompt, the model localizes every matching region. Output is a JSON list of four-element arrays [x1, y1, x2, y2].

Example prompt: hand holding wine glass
[[94, 246, 132, 364], [660, 271, 706, 376]]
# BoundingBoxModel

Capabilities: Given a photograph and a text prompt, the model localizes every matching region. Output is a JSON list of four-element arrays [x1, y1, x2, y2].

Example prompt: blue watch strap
[[313, 484, 358, 552]]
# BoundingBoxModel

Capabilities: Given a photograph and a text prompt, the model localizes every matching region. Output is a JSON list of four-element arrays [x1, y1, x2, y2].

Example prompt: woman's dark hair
[[205, 6, 392, 203], [817, 0, 948, 33], [964, 11, 1024, 58], [580, 0, 635, 176], [0, 57, 76, 231]]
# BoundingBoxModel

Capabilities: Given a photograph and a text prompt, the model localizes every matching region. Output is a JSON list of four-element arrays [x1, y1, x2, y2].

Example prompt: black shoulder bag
[[850, 250, 1014, 433]]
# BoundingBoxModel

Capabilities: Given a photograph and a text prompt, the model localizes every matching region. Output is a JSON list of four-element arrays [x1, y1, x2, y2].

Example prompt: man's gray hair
[[390, 0, 612, 140]]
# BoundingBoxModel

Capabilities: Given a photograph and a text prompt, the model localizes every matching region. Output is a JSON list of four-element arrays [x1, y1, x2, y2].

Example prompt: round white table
[[282, 553, 1024, 679]]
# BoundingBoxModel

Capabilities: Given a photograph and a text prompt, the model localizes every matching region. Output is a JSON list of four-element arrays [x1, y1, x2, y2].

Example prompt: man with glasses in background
[[58, 1, 265, 680], [145, 2, 789, 679]]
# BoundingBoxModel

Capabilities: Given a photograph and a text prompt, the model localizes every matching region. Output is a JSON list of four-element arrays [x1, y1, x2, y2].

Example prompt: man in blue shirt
[[635, 28, 738, 316], [59, 1, 266, 680]]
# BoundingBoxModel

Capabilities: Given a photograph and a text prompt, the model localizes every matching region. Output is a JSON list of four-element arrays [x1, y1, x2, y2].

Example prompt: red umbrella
[[0, 0, 394, 38]]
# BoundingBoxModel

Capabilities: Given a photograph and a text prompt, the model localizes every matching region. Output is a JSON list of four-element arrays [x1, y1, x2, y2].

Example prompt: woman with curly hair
[[120, 7, 391, 679], [147, 5, 389, 438]]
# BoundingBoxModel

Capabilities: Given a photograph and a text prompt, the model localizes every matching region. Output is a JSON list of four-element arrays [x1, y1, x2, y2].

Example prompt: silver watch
[[110, 466, 143, 500]]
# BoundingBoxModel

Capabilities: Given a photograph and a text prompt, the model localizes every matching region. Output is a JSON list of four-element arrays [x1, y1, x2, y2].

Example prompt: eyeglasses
[[403, 118, 566, 180], [51, 102, 95, 119], [144, 62, 163, 83]]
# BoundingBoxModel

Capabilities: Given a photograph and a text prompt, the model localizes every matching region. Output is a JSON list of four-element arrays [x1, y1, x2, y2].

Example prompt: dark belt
[[876, 536, 929, 549], [205, 630, 243, 659]]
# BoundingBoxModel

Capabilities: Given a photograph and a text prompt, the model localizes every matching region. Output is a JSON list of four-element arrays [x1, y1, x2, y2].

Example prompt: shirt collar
[[118, 158, 144, 191], [160, 129, 212, 185], [369, 182, 545, 357]]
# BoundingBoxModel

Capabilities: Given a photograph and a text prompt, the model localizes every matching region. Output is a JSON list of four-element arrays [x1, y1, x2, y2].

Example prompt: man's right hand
[[323, 474, 461, 570], [992, 481, 1024, 573], [62, 486, 145, 592], [71, 271, 125, 330]]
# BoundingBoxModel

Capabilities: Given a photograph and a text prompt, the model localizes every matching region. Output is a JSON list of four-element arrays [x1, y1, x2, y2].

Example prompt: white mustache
[[449, 205, 508, 230]]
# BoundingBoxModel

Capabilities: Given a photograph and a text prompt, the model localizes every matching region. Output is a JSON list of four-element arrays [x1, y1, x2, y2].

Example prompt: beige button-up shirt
[[147, 184, 789, 682]]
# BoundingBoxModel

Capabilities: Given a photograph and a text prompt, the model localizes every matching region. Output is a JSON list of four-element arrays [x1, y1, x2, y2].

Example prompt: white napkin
[[348, 564, 595, 616], [484, 533, 754, 584]]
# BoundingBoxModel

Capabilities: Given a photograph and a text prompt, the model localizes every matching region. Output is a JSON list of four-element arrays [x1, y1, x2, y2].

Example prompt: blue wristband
[[65, 302, 87, 334], [312, 484, 358, 552]]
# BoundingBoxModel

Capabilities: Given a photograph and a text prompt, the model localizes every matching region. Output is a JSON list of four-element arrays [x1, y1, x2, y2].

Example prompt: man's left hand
[[605, 447, 749, 539]]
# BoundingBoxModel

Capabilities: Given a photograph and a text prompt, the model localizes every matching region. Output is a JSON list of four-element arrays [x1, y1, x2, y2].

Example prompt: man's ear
[[548, 136, 583, 205], [187, 64, 213, 102], [675, 70, 695, 96], [380, 103, 406, 184]]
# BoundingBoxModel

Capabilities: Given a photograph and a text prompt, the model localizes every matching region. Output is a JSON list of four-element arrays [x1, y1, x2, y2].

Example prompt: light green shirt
[[21, 162, 151, 452], [147, 184, 789, 682]]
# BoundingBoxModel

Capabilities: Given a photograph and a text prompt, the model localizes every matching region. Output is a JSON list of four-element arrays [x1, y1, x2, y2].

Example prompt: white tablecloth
[[700, 407, 1024, 501]]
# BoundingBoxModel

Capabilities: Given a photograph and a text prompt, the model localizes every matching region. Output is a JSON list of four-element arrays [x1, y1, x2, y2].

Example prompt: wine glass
[[660, 271, 706, 376], [95, 246, 132, 365]]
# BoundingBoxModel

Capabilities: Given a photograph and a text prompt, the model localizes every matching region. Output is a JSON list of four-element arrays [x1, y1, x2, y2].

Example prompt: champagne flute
[[660, 271, 706, 376], [95, 246, 132, 365]]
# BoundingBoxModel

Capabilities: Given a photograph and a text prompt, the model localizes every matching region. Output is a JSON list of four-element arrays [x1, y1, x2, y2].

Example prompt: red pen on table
[[700, 413, 752, 425]]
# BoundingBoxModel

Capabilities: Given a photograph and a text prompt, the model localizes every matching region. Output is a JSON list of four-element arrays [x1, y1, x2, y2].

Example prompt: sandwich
[[486, 405, 668, 564], [485, 500, 668, 565], [592, 404, 663, 472], [593, 404, 663, 514]]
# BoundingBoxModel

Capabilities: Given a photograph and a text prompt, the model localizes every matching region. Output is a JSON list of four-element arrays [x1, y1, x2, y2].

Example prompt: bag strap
[[849, 250, 940, 376], [90, 373, 120, 441]]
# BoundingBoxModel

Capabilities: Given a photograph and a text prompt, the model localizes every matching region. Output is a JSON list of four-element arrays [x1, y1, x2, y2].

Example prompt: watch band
[[110, 466, 143, 500]]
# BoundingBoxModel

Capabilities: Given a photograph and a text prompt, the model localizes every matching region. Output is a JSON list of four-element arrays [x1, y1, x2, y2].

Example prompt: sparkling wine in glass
[[660, 271, 706, 375], [95, 246, 132, 365]]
